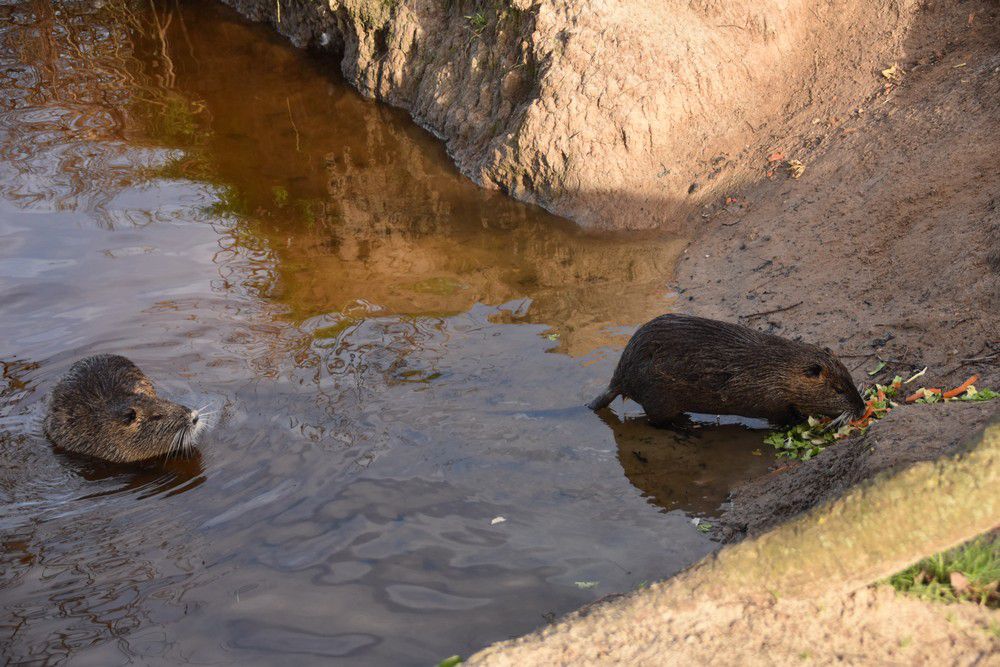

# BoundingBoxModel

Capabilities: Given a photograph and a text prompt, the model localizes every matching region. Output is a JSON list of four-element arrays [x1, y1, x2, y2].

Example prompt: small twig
[[740, 301, 803, 320], [960, 352, 999, 364]]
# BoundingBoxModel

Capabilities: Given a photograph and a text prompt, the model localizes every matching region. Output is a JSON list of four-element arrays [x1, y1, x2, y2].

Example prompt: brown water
[[0, 1, 775, 664]]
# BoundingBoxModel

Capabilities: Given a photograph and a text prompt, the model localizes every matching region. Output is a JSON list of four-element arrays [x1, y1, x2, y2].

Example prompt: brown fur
[[588, 315, 865, 425], [44, 354, 202, 463]]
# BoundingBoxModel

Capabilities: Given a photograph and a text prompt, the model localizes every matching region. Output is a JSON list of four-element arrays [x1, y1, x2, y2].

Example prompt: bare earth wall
[[220, 0, 921, 230]]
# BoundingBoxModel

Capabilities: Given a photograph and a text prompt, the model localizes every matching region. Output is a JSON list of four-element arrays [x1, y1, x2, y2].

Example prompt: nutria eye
[[805, 364, 823, 378], [124, 408, 137, 423]]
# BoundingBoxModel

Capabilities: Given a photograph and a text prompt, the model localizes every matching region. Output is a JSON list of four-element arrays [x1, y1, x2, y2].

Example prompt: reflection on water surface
[[0, 1, 772, 664]]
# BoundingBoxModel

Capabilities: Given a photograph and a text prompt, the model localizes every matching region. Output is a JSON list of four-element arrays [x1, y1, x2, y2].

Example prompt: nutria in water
[[588, 314, 865, 425], [44, 354, 204, 463]]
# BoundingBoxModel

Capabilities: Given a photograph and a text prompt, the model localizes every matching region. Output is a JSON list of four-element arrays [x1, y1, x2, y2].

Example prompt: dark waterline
[[0, 1, 774, 664]]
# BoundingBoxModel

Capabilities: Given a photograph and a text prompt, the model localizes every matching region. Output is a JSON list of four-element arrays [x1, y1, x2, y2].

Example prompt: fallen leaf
[[868, 361, 887, 376], [575, 581, 598, 589], [767, 150, 785, 162], [881, 64, 903, 81], [787, 160, 806, 179], [490, 516, 506, 525]]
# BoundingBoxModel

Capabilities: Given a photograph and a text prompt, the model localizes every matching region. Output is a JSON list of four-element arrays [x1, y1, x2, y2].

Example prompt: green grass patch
[[886, 534, 999, 607], [465, 10, 488, 35]]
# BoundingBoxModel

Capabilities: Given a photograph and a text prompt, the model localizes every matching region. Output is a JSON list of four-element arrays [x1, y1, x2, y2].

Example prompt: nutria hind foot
[[587, 386, 619, 411]]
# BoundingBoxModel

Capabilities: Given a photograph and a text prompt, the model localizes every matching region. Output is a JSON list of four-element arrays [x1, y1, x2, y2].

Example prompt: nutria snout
[[44, 354, 205, 463], [588, 314, 865, 425]]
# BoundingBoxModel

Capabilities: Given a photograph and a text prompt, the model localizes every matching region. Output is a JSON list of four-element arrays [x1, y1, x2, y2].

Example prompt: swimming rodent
[[44, 354, 204, 463], [588, 314, 866, 425]]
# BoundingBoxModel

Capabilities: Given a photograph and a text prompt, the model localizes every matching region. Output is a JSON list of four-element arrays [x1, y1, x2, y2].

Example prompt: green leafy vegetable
[[763, 373, 996, 460]]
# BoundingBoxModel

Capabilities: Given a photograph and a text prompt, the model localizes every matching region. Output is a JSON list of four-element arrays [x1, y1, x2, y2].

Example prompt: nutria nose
[[190, 409, 200, 424]]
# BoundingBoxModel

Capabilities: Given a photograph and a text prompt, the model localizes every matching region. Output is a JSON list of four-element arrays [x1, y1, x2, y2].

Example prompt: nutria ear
[[805, 363, 824, 378], [823, 346, 833, 354]]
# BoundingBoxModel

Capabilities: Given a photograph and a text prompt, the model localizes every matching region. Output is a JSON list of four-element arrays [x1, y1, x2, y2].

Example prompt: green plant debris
[[436, 656, 462, 667], [764, 369, 997, 460], [696, 522, 712, 534], [867, 360, 886, 376], [885, 534, 999, 607], [909, 386, 998, 404], [545, 332, 560, 341], [574, 581, 598, 589]]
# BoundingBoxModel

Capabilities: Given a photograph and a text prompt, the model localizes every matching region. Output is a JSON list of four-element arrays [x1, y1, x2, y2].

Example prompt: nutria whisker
[[821, 411, 852, 433]]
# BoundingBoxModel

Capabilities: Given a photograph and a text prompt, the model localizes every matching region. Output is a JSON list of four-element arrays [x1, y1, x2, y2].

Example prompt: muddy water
[[0, 1, 775, 664]]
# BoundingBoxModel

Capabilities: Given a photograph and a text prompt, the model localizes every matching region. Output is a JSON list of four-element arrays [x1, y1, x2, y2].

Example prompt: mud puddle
[[0, 1, 774, 663]]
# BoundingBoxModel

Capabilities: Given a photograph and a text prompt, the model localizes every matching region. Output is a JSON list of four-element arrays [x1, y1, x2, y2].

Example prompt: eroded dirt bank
[[223, 0, 925, 229]]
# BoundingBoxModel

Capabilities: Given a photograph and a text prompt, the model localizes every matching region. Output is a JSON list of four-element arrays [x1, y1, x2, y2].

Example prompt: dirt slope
[[677, 0, 1000, 389], [677, 0, 1000, 538], [222, 0, 927, 229]]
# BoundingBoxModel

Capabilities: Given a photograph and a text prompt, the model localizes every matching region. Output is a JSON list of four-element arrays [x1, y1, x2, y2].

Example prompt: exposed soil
[[678, 0, 1000, 390], [222, 0, 927, 229], [470, 586, 1000, 666]]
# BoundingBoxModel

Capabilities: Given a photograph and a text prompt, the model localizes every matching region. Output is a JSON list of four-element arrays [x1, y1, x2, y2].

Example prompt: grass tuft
[[886, 533, 999, 607]]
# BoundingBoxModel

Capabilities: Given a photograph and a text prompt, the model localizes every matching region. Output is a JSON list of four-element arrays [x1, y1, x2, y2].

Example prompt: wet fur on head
[[44, 354, 205, 463], [589, 314, 866, 425]]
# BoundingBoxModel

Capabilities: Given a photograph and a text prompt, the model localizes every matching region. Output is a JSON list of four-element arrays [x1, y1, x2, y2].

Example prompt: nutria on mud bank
[[588, 314, 865, 425], [44, 354, 204, 463]]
